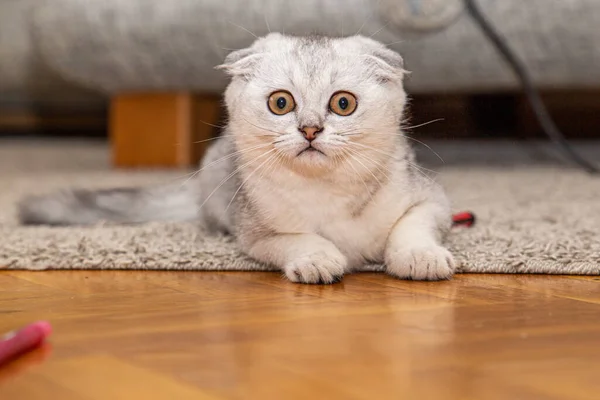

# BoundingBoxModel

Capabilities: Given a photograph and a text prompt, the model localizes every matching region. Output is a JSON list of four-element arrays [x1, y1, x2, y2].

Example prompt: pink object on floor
[[0, 321, 52, 366]]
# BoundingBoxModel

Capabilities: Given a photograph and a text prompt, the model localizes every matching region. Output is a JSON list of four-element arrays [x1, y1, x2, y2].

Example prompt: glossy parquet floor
[[2, 271, 600, 400]]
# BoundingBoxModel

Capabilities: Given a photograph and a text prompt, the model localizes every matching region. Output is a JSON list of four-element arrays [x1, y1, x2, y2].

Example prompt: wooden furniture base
[[110, 93, 221, 168]]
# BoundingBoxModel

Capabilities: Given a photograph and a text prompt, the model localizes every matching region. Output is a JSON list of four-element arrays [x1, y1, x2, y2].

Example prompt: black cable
[[464, 0, 599, 174]]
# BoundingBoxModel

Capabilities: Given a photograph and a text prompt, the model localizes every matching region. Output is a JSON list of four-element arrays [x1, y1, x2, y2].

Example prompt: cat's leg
[[385, 202, 455, 281], [245, 234, 347, 284]]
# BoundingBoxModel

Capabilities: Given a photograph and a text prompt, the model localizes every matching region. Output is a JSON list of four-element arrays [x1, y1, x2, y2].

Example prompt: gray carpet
[[1, 139, 599, 274]]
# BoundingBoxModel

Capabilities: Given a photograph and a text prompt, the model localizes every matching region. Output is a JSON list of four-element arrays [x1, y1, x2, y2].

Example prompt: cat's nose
[[299, 126, 323, 142]]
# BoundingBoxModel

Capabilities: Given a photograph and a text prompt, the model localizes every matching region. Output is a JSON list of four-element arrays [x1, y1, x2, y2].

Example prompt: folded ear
[[364, 47, 408, 82], [369, 46, 405, 71], [354, 36, 408, 82], [215, 47, 263, 77]]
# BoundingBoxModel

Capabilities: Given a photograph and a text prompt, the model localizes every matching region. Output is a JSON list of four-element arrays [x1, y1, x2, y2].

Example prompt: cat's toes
[[284, 251, 346, 284], [386, 245, 455, 281]]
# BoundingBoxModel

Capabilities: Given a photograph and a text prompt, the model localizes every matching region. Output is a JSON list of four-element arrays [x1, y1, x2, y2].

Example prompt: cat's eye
[[268, 91, 295, 115], [329, 91, 357, 116]]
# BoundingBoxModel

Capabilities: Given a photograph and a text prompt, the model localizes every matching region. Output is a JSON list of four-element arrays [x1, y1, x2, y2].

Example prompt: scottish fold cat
[[20, 34, 455, 284]]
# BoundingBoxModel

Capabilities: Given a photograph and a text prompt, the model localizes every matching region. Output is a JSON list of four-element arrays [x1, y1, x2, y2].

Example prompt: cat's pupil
[[338, 97, 348, 110], [277, 97, 286, 109]]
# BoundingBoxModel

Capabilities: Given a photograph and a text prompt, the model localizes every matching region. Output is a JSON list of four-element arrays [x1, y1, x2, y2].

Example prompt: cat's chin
[[297, 148, 330, 165], [285, 149, 337, 177], [297, 147, 326, 157]]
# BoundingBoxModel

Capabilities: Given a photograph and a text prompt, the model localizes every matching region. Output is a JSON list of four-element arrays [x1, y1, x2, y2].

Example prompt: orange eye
[[329, 91, 357, 116], [268, 91, 295, 115]]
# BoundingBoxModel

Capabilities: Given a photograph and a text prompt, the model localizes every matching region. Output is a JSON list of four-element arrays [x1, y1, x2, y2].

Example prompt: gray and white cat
[[20, 33, 455, 284]]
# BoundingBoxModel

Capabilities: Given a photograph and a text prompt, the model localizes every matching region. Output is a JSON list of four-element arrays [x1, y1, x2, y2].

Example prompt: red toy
[[452, 211, 476, 228], [0, 321, 52, 366]]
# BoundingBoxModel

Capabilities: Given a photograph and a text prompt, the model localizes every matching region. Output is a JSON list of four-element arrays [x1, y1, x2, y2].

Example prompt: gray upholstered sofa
[[29, 0, 600, 95], [0, 0, 102, 110], [2, 0, 600, 165]]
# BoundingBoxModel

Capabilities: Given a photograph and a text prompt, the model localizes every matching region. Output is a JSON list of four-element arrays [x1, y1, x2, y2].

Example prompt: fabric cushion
[[0, 0, 103, 107], [379, 0, 463, 33], [32, 0, 600, 94]]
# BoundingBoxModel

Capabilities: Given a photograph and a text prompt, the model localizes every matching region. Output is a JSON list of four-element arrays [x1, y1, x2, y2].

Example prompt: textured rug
[[1, 140, 599, 274]]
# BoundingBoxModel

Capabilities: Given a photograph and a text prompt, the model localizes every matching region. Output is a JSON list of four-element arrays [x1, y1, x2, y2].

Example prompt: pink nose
[[300, 126, 323, 141]]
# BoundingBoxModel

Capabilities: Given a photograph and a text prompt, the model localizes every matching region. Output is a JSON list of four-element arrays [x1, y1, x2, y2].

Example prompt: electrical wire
[[463, 0, 598, 174]]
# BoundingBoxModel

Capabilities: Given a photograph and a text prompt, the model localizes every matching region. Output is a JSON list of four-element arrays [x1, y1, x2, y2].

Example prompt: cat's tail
[[18, 180, 199, 226]]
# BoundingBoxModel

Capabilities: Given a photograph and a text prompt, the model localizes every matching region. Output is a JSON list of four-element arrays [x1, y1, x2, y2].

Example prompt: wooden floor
[[2, 271, 600, 399]]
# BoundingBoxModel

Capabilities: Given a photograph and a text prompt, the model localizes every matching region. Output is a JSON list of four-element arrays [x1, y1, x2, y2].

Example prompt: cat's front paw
[[284, 251, 347, 284], [386, 245, 455, 281]]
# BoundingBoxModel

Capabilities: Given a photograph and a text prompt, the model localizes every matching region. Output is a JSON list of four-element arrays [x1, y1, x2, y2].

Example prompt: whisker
[[337, 118, 444, 137], [227, 20, 258, 39], [355, 20, 368, 36], [385, 39, 404, 47], [402, 136, 445, 164], [407, 162, 438, 175], [199, 148, 276, 212], [177, 170, 202, 191], [177, 142, 272, 189], [198, 120, 227, 129], [356, 0, 383, 35], [349, 139, 436, 184], [167, 168, 205, 183], [347, 141, 441, 173], [402, 118, 445, 130], [345, 147, 386, 186], [410, 160, 438, 175], [335, 152, 354, 184], [408, 161, 438, 186], [338, 132, 363, 137], [369, 22, 390, 38], [347, 141, 401, 161], [192, 133, 277, 145], [203, 142, 272, 167], [345, 146, 393, 182], [244, 151, 284, 213], [192, 136, 225, 145], [348, 137, 438, 184], [224, 151, 278, 216], [240, 117, 285, 136], [336, 127, 394, 137], [342, 148, 376, 204], [336, 125, 446, 164], [264, 15, 271, 33]]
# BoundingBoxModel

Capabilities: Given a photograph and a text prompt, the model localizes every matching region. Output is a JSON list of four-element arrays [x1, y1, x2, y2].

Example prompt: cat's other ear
[[215, 47, 262, 77], [355, 36, 408, 82]]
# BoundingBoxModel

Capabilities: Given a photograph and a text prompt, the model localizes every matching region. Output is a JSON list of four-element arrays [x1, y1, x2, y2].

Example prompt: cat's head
[[217, 33, 408, 177]]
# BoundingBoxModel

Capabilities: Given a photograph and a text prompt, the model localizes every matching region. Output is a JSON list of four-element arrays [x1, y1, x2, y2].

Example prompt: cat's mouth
[[297, 146, 325, 157]]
